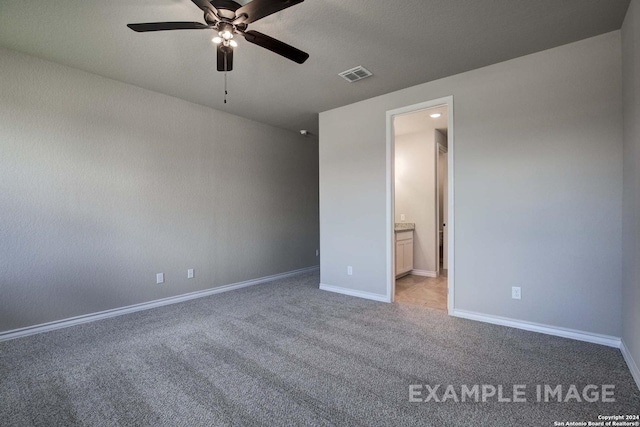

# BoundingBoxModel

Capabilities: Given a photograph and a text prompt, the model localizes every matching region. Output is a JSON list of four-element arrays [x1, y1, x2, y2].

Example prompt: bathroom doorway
[[386, 97, 454, 312]]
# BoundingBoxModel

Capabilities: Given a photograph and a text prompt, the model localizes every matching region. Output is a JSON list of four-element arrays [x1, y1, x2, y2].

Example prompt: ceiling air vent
[[338, 66, 373, 83]]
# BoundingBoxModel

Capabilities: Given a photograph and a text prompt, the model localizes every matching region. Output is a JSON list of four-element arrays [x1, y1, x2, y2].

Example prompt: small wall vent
[[338, 66, 373, 83]]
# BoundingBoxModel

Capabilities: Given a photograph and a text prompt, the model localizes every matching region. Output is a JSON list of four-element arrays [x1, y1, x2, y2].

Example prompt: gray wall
[[320, 32, 623, 337], [622, 0, 640, 373], [0, 47, 319, 333]]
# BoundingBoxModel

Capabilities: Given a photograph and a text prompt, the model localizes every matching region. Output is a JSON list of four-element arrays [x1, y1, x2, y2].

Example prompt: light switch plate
[[156, 273, 164, 284], [187, 269, 194, 279]]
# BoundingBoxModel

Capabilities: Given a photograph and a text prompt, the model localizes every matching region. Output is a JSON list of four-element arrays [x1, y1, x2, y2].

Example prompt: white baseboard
[[411, 269, 437, 278], [0, 265, 320, 342], [620, 340, 640, 391], [319, 283, 390, 303], [452, 309, 621, 348]]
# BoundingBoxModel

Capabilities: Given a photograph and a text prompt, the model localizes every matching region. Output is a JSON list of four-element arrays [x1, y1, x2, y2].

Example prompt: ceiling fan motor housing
[[206, 0, 241, 23]]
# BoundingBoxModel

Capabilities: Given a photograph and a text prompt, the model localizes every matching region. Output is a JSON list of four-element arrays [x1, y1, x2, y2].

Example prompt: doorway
[[385, 96, 454, 313]]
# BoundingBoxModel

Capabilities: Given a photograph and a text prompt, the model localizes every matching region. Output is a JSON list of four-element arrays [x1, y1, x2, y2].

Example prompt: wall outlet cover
[[187, 269, 194, 279], [156, 273, 164, 284], [512, 286, 521, 300]]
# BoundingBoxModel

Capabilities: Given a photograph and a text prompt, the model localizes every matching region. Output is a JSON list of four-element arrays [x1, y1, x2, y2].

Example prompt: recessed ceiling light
[[430, 113, 442, 118]]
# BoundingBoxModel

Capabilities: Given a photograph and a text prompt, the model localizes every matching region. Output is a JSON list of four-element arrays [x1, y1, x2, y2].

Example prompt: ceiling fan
[[127, 0, 309, 72]]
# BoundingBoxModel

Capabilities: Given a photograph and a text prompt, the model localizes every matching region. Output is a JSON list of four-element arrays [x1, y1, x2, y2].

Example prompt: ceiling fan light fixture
[[212, 36, 222, 44], [229, 40, 238, 47], [221, 30, 233, 40]]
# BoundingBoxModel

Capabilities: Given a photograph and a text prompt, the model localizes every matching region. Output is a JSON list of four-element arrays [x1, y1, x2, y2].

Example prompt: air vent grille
[[338, 66, 373, 83]]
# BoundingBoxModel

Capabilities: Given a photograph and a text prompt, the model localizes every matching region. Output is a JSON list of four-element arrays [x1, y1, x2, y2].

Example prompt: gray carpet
[[1, 271, 638, 426]]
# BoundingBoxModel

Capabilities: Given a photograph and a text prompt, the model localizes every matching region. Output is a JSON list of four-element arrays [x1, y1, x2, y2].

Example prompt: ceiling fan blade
[[242, 30, 308, 64], [235, 0, 304, 24], [217, 45, 233, 71], [127, 22, 210, 32]]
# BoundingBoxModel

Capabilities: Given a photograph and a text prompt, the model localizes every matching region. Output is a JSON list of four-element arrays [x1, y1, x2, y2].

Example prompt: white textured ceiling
[[0, 0, 630, 135]]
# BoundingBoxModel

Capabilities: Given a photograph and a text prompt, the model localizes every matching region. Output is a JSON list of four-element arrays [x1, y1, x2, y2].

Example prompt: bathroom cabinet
[[395, 230, 414, 277]]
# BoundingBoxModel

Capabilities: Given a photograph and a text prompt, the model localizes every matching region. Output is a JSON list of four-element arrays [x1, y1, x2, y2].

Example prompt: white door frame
[[385, 96, 455, 313]]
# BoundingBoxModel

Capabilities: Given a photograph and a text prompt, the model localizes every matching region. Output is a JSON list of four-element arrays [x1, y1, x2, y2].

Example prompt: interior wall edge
[[620, 340, 640, 392], [621, 0, 640, 394]]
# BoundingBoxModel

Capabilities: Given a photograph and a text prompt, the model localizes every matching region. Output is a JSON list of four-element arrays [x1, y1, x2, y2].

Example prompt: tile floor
[[394, 272, 447, 311]]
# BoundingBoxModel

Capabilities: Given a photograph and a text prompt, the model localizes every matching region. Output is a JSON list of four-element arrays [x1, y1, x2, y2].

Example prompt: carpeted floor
[[1, 271, 638, 426]]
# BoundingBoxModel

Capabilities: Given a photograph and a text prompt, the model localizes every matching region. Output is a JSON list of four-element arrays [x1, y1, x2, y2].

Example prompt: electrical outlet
[[156, 273, 164, 284], [347, 266, 353, 275], [512, 286, 521, 300], [401, 214, 406, 221], [316, 249, 319, 257], [187, 269, 194, 279]]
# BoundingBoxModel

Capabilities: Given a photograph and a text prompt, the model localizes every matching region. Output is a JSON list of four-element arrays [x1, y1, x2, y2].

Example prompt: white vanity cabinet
[[395, 230, 414, 277]]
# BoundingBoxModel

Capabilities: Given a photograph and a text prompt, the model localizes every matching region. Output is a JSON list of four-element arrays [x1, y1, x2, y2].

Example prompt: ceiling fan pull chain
[[224, 69, 228, 104], [223, 50, 228, 104]]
